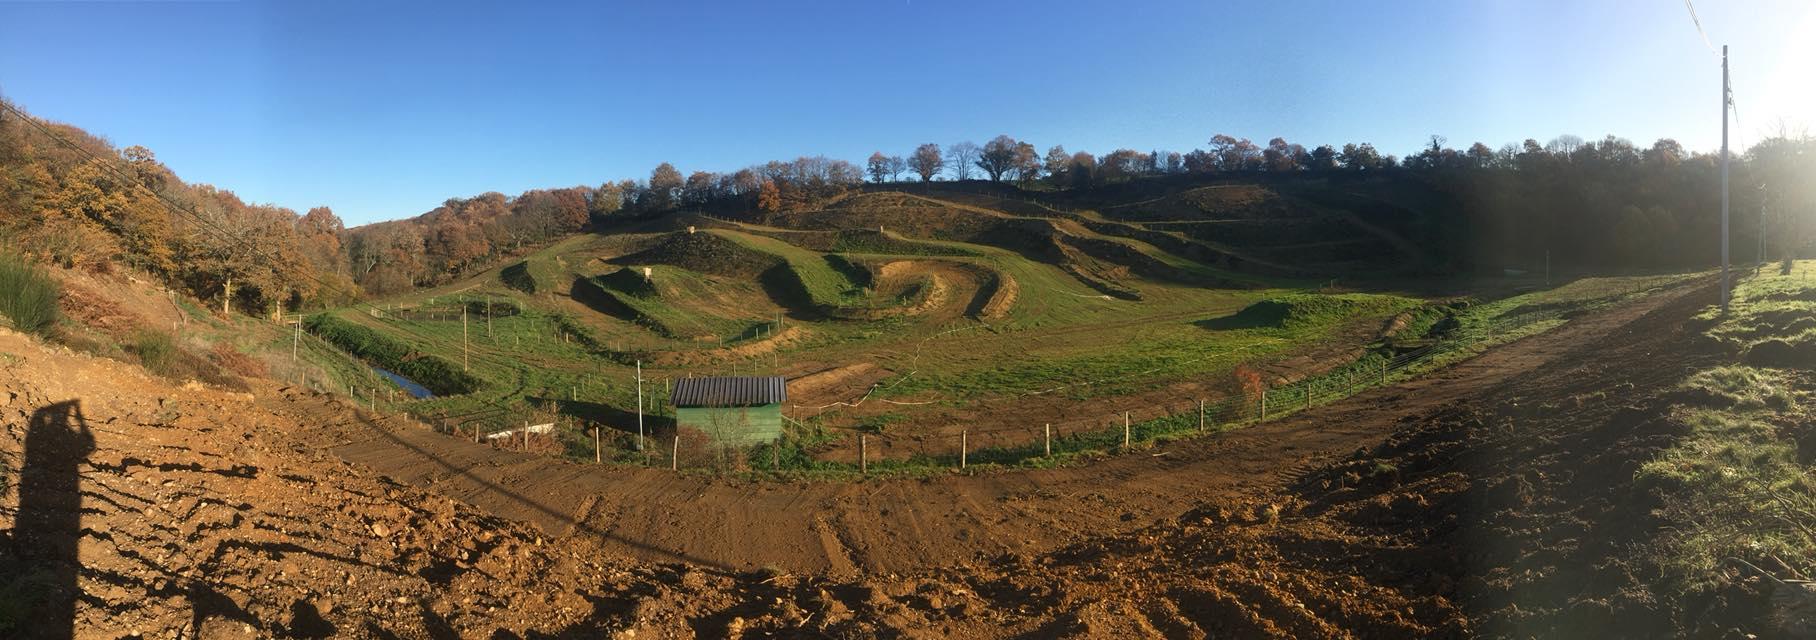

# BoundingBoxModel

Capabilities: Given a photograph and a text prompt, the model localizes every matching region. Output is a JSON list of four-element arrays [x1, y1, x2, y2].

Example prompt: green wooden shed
[[670, 376, 787, 445]]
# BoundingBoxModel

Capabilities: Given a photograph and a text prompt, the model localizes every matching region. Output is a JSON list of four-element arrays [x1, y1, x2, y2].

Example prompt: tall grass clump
[[129, 330, 179, 377], [0, 253, 60, 336]]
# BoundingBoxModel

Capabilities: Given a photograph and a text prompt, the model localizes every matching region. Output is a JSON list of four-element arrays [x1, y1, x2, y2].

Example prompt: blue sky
[[2, 0, 1811, 226]]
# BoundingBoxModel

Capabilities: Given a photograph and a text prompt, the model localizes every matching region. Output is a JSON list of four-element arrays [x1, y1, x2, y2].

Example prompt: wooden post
[[1199, 400, 1206, 432], [1261, 391, 1269, 421], [859, 435, 867, 474], [671, 434, 680, 471], [593, 425, 600, 463], [1123, 411, 1131, 448], [772, 441, 780, 469], [636, 360, 645, 451], [462, 306, 469, 372], [523, 421, 529, 451], [474, 422, 480, 443], [960, 431, 968, 469], [291, 320, 300, 364], [1044, 423, 1051, 457], [1381, 361, 1388, 384]]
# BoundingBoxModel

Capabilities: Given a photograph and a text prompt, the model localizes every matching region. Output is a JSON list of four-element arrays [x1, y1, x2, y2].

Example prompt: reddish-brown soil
[[9, 275, 1772, 638]]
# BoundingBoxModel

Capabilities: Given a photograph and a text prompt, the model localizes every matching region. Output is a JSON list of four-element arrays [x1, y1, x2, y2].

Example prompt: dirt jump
[[9, 276, 1772, 637]]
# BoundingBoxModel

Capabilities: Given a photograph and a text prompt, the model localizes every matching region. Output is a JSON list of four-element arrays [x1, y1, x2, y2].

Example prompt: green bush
[[129, 330, 178, 377], [0, 253, 60, 335], [303, 313, 483, 395]]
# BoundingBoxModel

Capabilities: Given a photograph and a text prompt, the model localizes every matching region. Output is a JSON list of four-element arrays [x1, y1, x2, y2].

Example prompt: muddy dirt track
[[280, 278, 1713, 578], [8, 275, 1773, 637]]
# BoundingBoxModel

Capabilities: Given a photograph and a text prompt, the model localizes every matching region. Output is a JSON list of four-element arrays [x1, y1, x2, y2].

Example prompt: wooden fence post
[[1199, 400, 1206, 432], [1123, 411, 1131, 448], [672, 434, 680, 471], [523, 421, 529, 451], [1044, 423, 1051, 457], [859, 435, 867, 474], [960, 431, 968, 469], [1381, 360, 1388, 384], [1261, 391, 1269, 421], [772, 441, 780, 469], [593, 425, 600, 463]]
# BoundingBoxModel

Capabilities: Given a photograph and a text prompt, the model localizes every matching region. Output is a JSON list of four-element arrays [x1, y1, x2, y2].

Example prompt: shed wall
[[673, 404, 782, 445]]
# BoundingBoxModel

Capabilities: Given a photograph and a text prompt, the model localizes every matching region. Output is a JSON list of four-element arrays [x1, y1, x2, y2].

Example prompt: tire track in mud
[[288, 279, 1706, 577]]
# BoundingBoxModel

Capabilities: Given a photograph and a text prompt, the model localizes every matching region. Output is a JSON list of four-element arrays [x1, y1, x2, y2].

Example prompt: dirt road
[[282, 278, 1711, 577]]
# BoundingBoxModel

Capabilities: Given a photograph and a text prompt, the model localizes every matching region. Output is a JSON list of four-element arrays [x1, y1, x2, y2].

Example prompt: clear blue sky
[[3, 0, 1811, 226]]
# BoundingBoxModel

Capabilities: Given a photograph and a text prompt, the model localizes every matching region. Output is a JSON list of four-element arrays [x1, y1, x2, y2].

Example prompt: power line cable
[[1682, 0, 1718, 57]]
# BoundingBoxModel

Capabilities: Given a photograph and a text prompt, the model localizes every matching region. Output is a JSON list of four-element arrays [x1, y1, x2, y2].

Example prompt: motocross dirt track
[[3, 276, 1745, 637]]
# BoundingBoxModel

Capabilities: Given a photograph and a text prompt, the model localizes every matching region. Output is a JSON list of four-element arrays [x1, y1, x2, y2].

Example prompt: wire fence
[[761, 337, 1451, 474]]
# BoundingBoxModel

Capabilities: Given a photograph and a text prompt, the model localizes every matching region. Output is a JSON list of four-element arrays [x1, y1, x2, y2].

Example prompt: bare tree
[[946, 141, 980, 181], [887, 156, 907, 182]]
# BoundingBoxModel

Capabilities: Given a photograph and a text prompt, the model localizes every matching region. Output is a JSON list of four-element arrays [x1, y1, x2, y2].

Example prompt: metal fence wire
[[751, 337, 1456, 473]]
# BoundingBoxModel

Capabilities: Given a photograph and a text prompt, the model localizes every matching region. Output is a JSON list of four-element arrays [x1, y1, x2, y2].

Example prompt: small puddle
[[373, 367, 435, 399]]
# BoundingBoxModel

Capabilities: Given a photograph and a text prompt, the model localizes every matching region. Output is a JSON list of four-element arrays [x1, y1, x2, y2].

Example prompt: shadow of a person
[[5, 400, 94, 640]]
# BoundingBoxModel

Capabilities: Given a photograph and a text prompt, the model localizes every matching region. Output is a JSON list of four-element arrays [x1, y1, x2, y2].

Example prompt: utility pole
[[1720, 44, 1731, 314]]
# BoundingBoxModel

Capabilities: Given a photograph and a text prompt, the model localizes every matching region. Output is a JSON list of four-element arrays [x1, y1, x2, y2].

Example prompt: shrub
[[0, 253, 60, 335], [129, 330, 179, 377]]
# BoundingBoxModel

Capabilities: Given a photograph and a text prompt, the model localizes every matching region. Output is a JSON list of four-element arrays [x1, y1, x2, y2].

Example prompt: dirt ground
[[8, 275, 1783, 638]]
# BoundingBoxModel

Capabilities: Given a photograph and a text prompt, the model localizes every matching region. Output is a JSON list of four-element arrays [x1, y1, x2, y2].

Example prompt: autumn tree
[[1308, 145, 1338, 171], [886, 156, 907, 181], [588, 182, 624, 225], [908, 144, 943, 182], [867, 152, 891, 183], [1098, 149, 1146, 182], [1263, 138, 1304, 172], [1068, 151, 1097, 188], [1209, 134, 1261, 171], [1010, 141, 1042, 183], [646, 162, 683, 210], [756, 180, 782, 213], [1466, 142, 1496, 168], [976, 135, 1019, 182], [1161, 151, 1184, 174], [1043, 145, 1070, 183], [1338, 143, 1382, 170], [683, 171, 718, 205]]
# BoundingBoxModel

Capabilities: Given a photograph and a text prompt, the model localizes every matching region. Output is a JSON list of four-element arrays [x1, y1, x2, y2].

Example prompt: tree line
[[4, 96, 1811, 315]]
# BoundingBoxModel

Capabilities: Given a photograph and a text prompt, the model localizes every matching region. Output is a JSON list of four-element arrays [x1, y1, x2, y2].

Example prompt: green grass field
[[294, 189, 1711, 475]]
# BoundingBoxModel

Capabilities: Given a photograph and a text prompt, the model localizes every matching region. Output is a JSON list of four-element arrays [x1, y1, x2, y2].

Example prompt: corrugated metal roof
[[671, 376, 787, 407]]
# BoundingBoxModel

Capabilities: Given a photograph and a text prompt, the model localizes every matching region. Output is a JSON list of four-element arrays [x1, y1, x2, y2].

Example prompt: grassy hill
[[279, 177, 1577, 466]]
